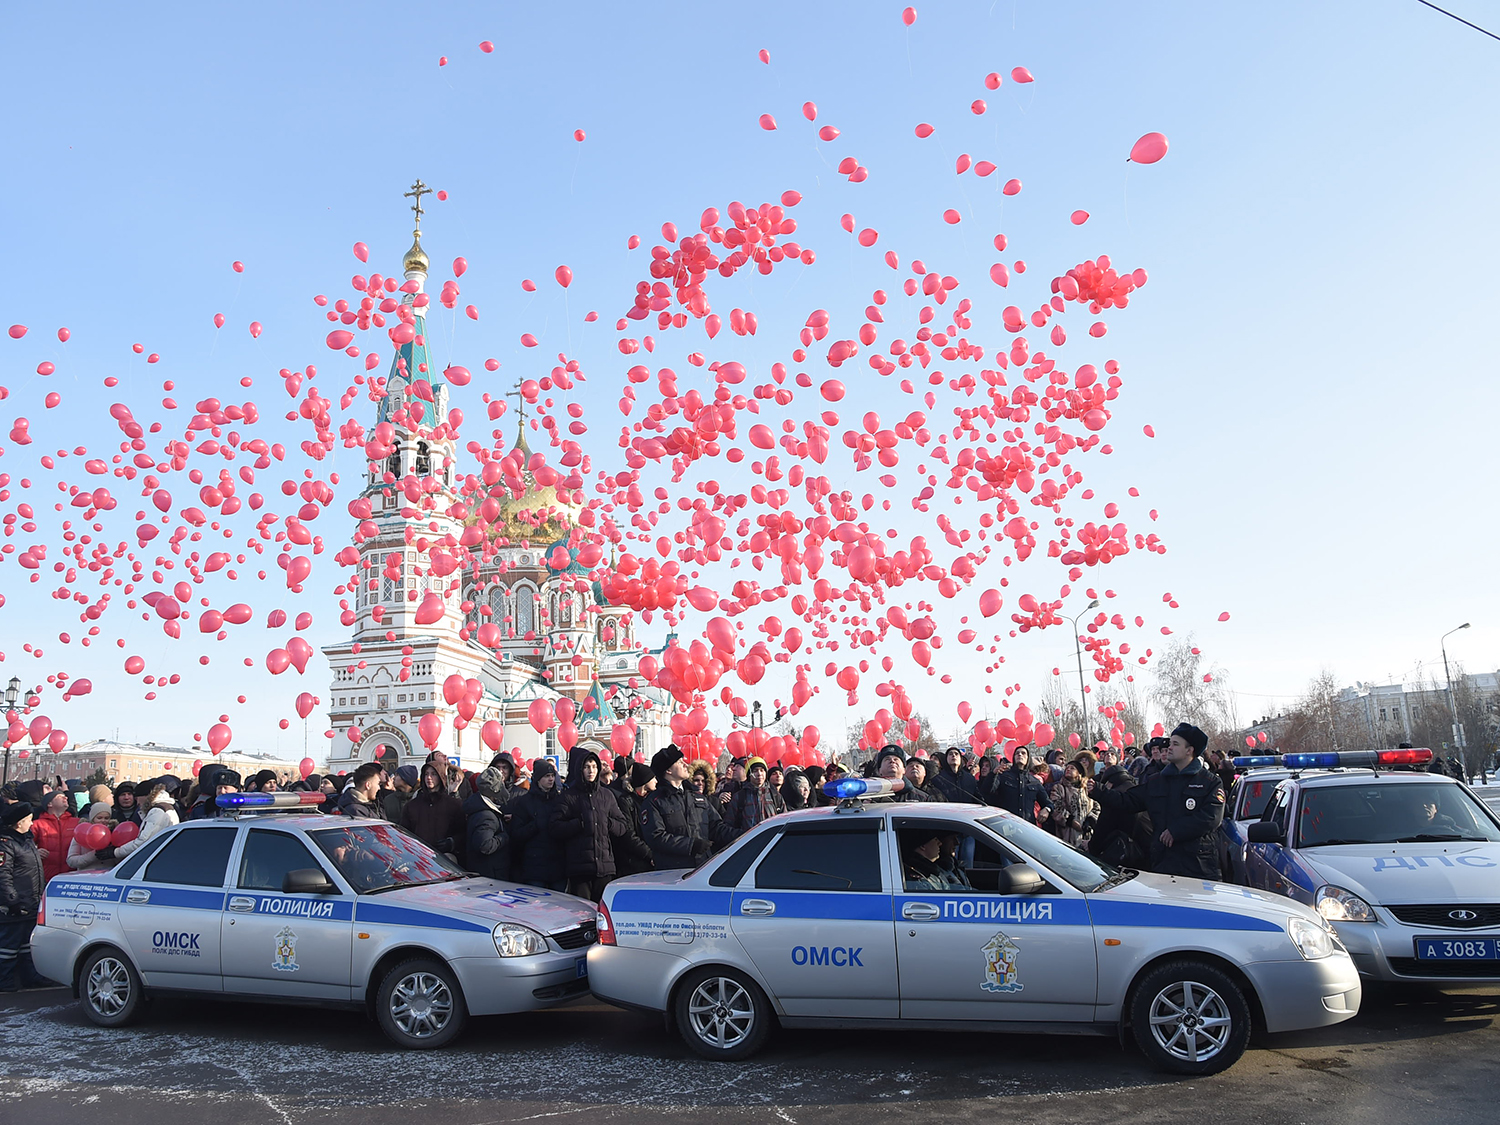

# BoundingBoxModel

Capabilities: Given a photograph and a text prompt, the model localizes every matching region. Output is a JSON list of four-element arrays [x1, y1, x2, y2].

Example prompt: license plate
[[1414, 937, 1500, 960], [575, 956, 588, 979]]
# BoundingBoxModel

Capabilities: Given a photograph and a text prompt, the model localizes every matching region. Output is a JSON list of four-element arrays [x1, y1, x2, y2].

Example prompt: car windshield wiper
[[1300, 838, 1374, 847], [1393, 833, 1470, 842], [1092, 869, 1138, 891], [363, 876, 461, 895]]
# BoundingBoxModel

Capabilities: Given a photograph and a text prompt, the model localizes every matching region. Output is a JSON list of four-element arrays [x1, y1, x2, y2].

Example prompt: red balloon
[[418, 713, 443, 750], [83, 823, 110, 850], [528, 698, 554, 734], [300, 757, 316, 779], [111, 821, 140, 847], [555, 265, 573, 288], [481, 719, 504, 752], [1129, 132, 1169, 165], [207, 724, 233, 755], [295, 692, 316, 719]]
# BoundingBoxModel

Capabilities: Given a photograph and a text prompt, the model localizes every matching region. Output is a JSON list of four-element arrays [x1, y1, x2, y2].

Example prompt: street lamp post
[[1440, 622, 1471, 773], [1059, 600, 1100, 749], [1, 676, 21, 787]]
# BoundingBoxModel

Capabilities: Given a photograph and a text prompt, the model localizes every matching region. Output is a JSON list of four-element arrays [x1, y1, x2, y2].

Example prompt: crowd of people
[[1, 719, 1470, 994]]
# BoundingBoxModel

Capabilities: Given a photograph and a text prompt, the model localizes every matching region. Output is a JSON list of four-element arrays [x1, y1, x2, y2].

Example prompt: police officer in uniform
[[1091, 723, 1225, 879], [0, 803, 50, 991]]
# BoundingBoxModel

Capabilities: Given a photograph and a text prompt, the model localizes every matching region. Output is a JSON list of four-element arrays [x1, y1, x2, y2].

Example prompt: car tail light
[[36, 897, 44, 927], [597, 901, 616, 946]]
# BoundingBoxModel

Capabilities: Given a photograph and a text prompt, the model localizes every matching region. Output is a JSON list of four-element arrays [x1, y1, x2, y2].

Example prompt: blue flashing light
[[1282, 752, 1341, 769], [822, 777, 904, 800], [1233, 755, 1281, 768], [217, 792, 325, 809]]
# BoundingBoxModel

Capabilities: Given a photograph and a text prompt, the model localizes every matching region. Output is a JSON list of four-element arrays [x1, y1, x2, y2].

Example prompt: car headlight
[[493, 923, 549, 957], [1315, 884, 1376, 923], [1288, 915, 1335, 960]]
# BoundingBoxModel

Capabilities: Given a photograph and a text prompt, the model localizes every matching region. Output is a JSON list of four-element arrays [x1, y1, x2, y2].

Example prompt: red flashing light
[[1375, 747, 1433, 765]]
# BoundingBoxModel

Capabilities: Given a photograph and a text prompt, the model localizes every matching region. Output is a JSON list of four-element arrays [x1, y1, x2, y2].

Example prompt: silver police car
[[588, 779, 1361, 1075], [1238, 749, 1500, 984], [32, 793, 597, 1048]]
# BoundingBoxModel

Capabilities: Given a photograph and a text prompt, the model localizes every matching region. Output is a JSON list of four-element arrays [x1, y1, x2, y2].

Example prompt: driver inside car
[[935, 832, 975, 891], [903, 831, 949, 892]]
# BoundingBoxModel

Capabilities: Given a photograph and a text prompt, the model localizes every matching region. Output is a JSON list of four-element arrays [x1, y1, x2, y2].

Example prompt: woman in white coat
[[115, 783, 179, 858]]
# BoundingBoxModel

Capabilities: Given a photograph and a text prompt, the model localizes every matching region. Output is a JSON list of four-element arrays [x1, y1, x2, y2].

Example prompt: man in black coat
[[641, 746, 739, 870], [981, 746, 1053, 825], [611, 762, 656, 877], [552, 749, 626, 901], [508, 758, 568, 890], [1088, 765, 1155, 869], [338, 763, 385, 819], [1091, 723, 1225, 879], [931, 747, 983, 804], [400, 763, 467, 865], [868, 746, 935, 802], [0, 803, 50, 991], [463, 766, 511, 880]]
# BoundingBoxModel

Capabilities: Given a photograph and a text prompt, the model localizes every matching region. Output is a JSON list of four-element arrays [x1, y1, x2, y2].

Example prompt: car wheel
[[374, 957, 468, 1049], [78, 946, 147, 1028], [1130, 959, 1251, 1075], [673, 966, 773, 1061]]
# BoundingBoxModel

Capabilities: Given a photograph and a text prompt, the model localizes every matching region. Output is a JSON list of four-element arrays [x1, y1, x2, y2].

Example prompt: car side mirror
[[1246, 822, 1284, 845], [997, 863, 1045, 895], [283, 867, 338, 895]]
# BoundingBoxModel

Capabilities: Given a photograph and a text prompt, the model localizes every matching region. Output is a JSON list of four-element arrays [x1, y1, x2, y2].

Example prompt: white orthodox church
[[320, 191, 673, 775]]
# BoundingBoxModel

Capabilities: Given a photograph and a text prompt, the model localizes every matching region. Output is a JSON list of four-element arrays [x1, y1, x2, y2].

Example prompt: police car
[[587, 778, 1361, 1075], [31, 793, 598, 1048], [1236, 748, 1500, 986]]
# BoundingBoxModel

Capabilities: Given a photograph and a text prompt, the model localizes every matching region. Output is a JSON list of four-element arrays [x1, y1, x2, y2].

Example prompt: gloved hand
[[435, 837, 455, 854], [94, 846, 116, 861], [689, 837, 712, 860]]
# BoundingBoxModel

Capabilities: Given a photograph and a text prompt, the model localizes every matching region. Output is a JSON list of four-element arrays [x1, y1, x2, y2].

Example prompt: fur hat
[[1, 802, 34, 828], [1171, 723, 1208, 755], [651, 746, 686, 780]]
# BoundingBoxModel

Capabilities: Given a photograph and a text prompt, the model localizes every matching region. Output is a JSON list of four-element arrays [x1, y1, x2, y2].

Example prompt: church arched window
[[415, 442, 431, 475], [386, 450, 401, 479], [515, 586, 536, 636]]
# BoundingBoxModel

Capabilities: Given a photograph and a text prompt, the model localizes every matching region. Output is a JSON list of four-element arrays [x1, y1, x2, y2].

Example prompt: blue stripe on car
[[1088, 900, 1282, 932], [354, 902, 492, 933]]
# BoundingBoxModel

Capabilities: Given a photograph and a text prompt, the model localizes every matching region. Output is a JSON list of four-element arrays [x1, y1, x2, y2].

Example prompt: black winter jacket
[[1088, 767, 1155, 869], [337, 789, 382, 819], [1092, 756, 1224, 878], [931, 762, 983, 804], [400, 765, 468, 863], [642, 781, 739, 870], [611, 787, 655, 876], [552, 751, 627, 880], [462, 790, 511, 880], [0, 826, 44, 913], [508, 778, 568, 886], [982, 765, 1053, 824]]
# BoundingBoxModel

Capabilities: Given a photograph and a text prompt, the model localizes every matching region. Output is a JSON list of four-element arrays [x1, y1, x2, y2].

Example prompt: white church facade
[[320, 191, 672, 775]]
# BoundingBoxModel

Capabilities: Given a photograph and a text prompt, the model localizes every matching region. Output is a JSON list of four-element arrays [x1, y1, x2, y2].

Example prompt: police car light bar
[[217, 792, 327, 810], [822, 777, 905, 801], [1231, 748, 1433, 770]]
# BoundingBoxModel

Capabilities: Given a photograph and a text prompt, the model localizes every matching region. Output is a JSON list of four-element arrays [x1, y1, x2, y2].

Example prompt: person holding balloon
[[66, 803, 118, 871], [114, 782, 179, 860]]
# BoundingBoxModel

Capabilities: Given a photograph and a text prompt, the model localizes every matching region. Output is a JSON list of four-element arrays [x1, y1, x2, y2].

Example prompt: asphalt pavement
[[2, 978, 1497, 1125]]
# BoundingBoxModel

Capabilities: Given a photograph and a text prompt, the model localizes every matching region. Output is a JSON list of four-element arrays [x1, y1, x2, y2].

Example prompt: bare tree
[[1148, 637, 1238, 743], [1278, 670, 1369, 755]]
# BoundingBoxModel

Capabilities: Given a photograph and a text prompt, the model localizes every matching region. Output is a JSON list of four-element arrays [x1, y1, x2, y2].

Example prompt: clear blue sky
[[3, 1, 1496, 755]]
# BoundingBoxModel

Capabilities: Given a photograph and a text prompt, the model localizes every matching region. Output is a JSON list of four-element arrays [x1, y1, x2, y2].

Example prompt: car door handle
[[902, 901, 940, 921], [125, 889, 151, 904], [739, 899, 776, 916], [228, 896, 256, 912]]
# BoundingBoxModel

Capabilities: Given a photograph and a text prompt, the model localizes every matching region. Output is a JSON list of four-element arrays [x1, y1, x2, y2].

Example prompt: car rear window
[[144, 827, 237, 887], [754, 825, 883, 892]]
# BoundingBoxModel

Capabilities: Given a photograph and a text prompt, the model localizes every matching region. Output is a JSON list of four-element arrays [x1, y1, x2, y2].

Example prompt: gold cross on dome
[[404, 179, 433, 226], [506, 380, 529, 428]]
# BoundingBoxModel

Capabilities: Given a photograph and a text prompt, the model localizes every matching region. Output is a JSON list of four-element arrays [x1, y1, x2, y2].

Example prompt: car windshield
[[1295, 783, 1500, 847], [308, 823, 467, 893], [1235, 778, 1280, 821], [979, 814, 1120, 892]]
